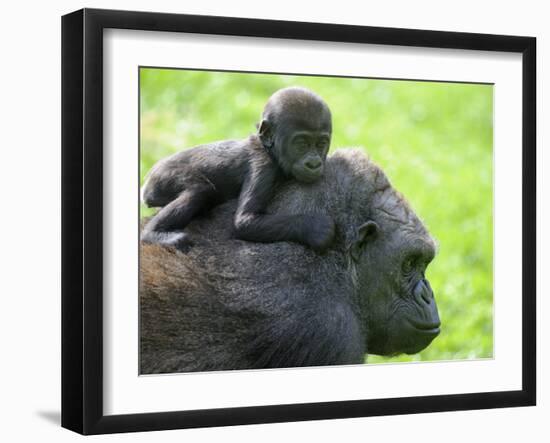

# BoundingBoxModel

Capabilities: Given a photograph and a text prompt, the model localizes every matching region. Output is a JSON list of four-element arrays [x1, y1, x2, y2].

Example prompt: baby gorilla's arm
[[233, 162, 335, 252]]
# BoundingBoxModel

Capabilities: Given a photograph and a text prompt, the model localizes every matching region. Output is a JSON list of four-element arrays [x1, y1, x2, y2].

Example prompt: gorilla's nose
[[414, 279, 434, 305], [305, 158, 322, 171]]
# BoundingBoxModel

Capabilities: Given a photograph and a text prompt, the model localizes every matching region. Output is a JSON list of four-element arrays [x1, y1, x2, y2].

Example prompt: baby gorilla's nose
[[305, 158, 322, 171]]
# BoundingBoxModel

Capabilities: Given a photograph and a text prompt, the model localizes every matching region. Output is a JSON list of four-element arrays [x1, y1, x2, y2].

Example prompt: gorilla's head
[[258, 87, 332, 183], [348, 181, 439, 355], [331, 150, 440, 355]]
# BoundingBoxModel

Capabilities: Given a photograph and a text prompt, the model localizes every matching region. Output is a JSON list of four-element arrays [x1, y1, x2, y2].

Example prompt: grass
[[140, 67, 494, 363]]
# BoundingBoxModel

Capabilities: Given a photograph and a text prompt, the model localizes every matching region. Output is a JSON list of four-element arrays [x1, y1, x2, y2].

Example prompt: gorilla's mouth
[[408, 319, 441, 336], [293, 165, 324, 184], [296, 172, 322, 183]]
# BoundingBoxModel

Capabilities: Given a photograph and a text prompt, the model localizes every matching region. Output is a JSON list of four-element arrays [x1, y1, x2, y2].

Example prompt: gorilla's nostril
[[414, 279, 433, 304], [421, 278, 434, 303], [420, 289, 432, 304]]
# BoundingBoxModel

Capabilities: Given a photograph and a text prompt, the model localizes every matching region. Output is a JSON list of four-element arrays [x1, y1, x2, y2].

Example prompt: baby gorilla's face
[[285, 130, 330, 183], [260, 87, 333, 182], [279, 119, 331, 183]]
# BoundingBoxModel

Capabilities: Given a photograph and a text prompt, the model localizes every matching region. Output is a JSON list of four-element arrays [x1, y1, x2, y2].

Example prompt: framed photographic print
[[61, 8, 536, 435]]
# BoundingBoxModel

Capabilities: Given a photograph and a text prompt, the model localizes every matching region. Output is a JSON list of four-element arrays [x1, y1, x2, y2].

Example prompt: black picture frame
[[61, 8, 536, 435]]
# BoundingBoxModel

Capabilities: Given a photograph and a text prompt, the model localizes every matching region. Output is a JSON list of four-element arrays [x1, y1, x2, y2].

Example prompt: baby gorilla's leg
[[141, 183, 218, 251]]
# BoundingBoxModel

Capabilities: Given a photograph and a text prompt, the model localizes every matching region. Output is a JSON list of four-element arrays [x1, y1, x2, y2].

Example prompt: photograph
[[138, 67, 494, 374]]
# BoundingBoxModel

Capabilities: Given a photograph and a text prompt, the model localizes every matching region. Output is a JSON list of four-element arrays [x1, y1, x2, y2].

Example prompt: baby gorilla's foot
[[164, 231, 195, 252], [142, 230, 195, 252]]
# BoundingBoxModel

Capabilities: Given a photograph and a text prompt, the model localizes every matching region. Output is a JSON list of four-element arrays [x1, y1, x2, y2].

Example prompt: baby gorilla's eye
[[293, 139, 309, 152], [316, 140, 328, 151]]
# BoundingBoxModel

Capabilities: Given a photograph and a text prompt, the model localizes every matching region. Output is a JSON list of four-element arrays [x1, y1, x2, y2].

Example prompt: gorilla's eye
[[316, 140, 329, 151], [293, 135, 308, 146], [402, 257, 416, 274], [294, 142, 309, 153]]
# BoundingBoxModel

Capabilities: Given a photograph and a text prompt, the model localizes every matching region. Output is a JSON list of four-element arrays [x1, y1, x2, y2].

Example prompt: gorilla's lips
[[294, 167, 324, 184], [409, 319, 441, 336], [369, 317, 441, 356], [397, 319, 441, 355]]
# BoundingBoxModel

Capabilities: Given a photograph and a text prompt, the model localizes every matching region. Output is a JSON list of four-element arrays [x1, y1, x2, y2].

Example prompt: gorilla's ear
[[258, 120, 274, 149], [350, 220, 379, 262]]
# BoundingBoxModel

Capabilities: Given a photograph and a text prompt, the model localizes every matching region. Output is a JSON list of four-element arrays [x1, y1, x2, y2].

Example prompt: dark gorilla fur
[[140, 149, 441, 374]]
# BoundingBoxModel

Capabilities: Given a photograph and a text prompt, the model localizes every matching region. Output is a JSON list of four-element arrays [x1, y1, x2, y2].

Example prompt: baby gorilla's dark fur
[[141, 87, 335, 251]]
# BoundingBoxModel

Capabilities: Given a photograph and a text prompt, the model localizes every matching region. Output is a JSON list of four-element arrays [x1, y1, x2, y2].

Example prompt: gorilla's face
[[284, 127, 331, 184], [260, 116, 332, 184], [351, 215, 440, 356], [258, 88, 332, 184]]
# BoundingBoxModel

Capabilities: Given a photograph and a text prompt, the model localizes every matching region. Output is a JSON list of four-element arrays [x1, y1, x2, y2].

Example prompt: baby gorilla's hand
[[305, 214, 335, 253]]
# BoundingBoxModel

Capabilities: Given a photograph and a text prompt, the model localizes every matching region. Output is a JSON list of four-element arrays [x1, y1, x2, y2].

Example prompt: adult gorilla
[[140, 149, 440, 374]]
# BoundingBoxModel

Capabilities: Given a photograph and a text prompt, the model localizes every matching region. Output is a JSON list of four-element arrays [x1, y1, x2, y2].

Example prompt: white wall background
[[0, 1, 546, 441]]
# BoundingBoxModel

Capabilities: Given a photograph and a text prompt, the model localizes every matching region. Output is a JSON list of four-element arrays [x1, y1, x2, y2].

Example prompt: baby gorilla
[[141, 86, 335, 252]]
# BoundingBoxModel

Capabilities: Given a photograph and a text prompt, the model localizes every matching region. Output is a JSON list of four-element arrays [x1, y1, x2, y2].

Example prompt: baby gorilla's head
[[258, 87, 332, 183]]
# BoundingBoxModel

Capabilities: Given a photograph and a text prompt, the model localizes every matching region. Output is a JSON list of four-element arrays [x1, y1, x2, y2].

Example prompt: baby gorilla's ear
[[350, 220, 379, 262], [258, 120, 274, 149]]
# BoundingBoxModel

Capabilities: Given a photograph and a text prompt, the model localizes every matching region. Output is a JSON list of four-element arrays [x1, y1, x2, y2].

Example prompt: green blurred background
[[140, 68, 493, 364]]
